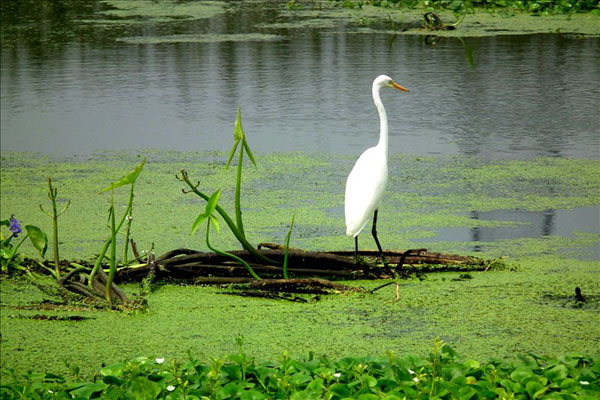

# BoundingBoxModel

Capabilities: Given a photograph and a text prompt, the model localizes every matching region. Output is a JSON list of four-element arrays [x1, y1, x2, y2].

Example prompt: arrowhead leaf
[[225, 139, 240, 170], [243, 139, 257, 168], [100, 159, 146, 193], [191, 213, 208, 235], [234, 105, 244, 141], [209, 215, 220, 233], [205, 189, 221, 216]]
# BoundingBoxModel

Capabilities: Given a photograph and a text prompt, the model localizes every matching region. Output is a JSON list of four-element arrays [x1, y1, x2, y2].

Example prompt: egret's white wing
[[344, 146, 388, 237]]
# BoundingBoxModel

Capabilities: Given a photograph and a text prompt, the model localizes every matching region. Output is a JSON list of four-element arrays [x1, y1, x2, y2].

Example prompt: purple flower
[[9, 216, 22, 238]]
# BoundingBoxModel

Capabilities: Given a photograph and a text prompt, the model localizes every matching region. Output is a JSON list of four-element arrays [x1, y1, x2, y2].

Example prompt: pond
[[1, 0, 599, 254]]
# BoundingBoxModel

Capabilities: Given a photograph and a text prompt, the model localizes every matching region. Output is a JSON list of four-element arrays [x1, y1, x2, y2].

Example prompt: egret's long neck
[[373, 85, 388, 156]]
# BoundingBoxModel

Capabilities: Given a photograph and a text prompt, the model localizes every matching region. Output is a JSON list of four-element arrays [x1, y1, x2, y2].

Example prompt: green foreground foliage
[[2, 341, 598, 400]]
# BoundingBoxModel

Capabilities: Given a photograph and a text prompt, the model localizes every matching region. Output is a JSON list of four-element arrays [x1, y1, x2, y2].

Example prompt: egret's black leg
[[354, 236, 359, 258], [372, 209, 384, 256]]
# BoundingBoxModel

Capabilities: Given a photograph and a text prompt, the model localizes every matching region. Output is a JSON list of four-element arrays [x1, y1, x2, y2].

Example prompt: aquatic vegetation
[[192, 189, 262, 280], [1, 215, 47, 275], [177, 108, 279, 268], [2, 340, 598, 399], [39, 178, 70, 280], [328, 0, 600, 15], [99, 0, 226, 20], [88, 159, 146, 304]]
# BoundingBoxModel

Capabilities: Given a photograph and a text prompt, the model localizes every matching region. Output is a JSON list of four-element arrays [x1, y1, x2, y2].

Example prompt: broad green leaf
[[100, 159, 146, 193], [128, 376, 161, 400], [100, 362, 125, 377], [25, 225, 47, 258], [0, 219, 8, 227], [511, 366, 535, 383], [545, 364, 568, 381], [191, 212, 208, 235], [68, 382, 107, 399]]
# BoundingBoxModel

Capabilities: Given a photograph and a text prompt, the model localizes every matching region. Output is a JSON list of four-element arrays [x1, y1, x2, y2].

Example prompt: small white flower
[[580, 381, 590, 385], [48, 390, 54, 394], [155, 357, 165, 364], [167, 385, 176, 391], [333, 373, 341, 378], [408, 369, 415, 375], [413, 377, 419, 382]]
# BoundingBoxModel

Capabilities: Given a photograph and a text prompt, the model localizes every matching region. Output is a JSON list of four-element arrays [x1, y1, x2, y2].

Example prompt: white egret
[[344, 75, 409, 257]]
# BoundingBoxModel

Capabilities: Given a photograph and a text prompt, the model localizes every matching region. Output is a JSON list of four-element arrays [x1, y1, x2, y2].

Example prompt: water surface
[[1, 1, 599, 159], [1, 1, 598, 252]]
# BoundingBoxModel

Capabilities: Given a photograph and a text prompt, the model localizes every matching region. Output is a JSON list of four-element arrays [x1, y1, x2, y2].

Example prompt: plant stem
[[48, 178, 61, 280], [205, 222, 260, 280], [88, 201, 132, 287], [282, 214, 295, 280], [181, 175, 279, 266], [3, 234, 29, 270], [235, 144, 245, 238], [123, 184, 135, 265], [106, 193, 117, 305]]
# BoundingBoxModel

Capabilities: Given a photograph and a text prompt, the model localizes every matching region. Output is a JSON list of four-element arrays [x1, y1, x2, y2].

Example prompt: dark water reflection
[[1, 1, 598, 253]]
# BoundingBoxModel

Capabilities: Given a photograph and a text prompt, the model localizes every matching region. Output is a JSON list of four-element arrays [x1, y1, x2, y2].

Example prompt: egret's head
[[374, 74, 409, 92]]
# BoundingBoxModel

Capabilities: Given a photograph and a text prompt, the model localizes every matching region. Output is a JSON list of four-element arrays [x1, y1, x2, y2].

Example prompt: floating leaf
[[100, 159, 146, 193], [25, 225, 48, 258]]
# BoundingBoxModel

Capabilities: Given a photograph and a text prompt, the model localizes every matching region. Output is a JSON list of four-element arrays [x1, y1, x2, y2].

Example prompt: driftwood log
[[48, 245, 492, 301], [117, 244, 487, 285]]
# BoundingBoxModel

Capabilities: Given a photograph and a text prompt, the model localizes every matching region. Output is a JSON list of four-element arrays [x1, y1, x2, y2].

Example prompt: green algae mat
[[0, 151, 599, 380]]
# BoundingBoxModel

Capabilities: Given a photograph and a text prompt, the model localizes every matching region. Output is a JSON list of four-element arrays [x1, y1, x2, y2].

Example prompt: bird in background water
[[344, 74, 409, 257]]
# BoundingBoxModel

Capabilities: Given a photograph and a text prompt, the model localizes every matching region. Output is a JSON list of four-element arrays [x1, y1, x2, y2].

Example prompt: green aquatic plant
[[88, 159, 145, 303], [283, 214, 296, 279], [225, 106, 257, 239], [2, 344, 598, 399], [0, 215, 47, 275], [192, 189, 261, 280], [39, 177, 70, 280], [178, 106, 281, 267]]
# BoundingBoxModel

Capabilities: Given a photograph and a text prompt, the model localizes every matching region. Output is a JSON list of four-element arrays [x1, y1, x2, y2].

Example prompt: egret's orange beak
[[392, 82, 409, 92]]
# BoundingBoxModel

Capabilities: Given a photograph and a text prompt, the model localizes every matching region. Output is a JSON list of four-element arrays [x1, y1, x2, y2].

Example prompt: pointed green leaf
[[226, 106, 245, 170], [25, 225, 48, 258], [0, 219, 9, 227], [205, 189, 221, 217], [191, 212, 208, 235], [243, 139, 257, 168], [234, 105, 244, 141], [225, 139, 240, 170], [100, 159, 146, 193], [209, 215, 220, 233]]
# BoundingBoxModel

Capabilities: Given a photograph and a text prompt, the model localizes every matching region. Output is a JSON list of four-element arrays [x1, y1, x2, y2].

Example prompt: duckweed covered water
[[1, 151, 598, 379]]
